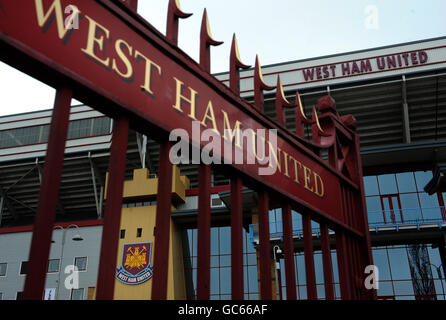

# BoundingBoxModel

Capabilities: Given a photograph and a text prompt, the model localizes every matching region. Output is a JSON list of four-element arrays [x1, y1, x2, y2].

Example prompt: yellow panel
[[104, 167, 190, 204], [109, 168, 189, 300]]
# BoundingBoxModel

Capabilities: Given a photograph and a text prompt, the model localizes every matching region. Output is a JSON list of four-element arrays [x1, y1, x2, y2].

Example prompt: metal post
[[23, 87, 72, 300], [95, 117, 129, 300], [335, 231, 352, 300], [320, 223, 335, 300], [151, 140, 173, 300], [197, 164, 211, 300], [401, 75, 411, 144], [281, 204, 297, 300], [273, 245, 283, 300], [0, 194, 4, 227], [258, 190, 272, 300], [231, 176, 244, 300], [302, 214, 317, 300]]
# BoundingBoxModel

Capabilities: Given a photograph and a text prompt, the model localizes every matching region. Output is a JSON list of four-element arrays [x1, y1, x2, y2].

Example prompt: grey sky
[[0, 0, 445, 116]]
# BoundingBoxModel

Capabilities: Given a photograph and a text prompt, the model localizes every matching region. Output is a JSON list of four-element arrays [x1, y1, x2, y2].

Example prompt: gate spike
[[229, 34, 250, 95], [254, 55, 275, 112], [312, 105, 330, 145], [295, 91, 311, 138], [275, 76, 293, 126], [200, 8, 223, 73], [121, 0, 138, 12], [166, 0, 192, 45]]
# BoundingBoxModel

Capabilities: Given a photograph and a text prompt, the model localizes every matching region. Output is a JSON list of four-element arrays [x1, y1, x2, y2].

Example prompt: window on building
[[70, 288, 84, 300], [20, 261, 28, 275], [67, 117, 111, 139], [184, 226, 259, 300], [47, 259, 60, 273], [67, 119, 93, 139], [0, 292, 3, 300], [0, 125, 49, 148], [0, 263, 7, 276], [120, 229, 126, 239], [137, 228, 142, 238], [74, 257, 87, 271], [91, 117, 111, 136], [365, 170, 445, 225], [381, 195, 403, 224], [0, 117, 111, 149], [16, 292, 23, 300]]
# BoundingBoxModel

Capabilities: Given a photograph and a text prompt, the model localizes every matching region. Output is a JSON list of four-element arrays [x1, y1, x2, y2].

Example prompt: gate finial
[[229, 34, 250, 95], [294, 91, 312, 138], [254, 55, 275, 112], [166, 0, 192, 45], [275, 76, 293, 126], [200, 9, 223, 73]]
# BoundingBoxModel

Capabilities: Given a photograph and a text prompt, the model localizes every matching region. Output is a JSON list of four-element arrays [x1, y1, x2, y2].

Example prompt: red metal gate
[[0, 0, 376, 300]]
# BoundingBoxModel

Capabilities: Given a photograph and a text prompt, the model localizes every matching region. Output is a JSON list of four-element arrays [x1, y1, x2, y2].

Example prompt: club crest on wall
[[115, 242, 153, 285]]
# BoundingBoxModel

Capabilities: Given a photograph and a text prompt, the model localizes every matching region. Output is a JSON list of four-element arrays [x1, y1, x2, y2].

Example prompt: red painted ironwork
[[229, 34, 250, 95], [302, 213, 317, 300], [335, 231, 351, 299], [23, 87, 72, 300], [0, 0, 355, 230], [281, 204, 297, 300], [0, 0, 377, 301], [320, 223, 335, 300], [275, 76, 294, 126], [295, 92, 311, 138], [199, 9, 223, 73], [121, 0, 138, 11], [230, 176, 244, 300], [258, 190, 272, 300], [196, 8, 220, 300], [254, 55, 275, 112], [196, 164, 211, 300], [166, 0, 192, 45], [151, 140, 174, 300], [95, 117, 129, 300]]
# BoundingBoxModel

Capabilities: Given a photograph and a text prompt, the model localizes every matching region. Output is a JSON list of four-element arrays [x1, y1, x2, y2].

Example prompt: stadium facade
[[0, 36, 445, 300]]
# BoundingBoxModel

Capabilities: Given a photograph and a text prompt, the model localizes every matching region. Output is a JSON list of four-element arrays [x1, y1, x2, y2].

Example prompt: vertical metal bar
[[336, 231, 352, 300], [320, 223, 335, 300], [23, 87, 72, 300], [353, 240, 363, 299], [196, 164, 211, 300], [281, 204, 297, 300], [231, 176, 244, 300], [302, 214, 317, 300], [344, 235, 357, 299], [438, 238, 446, 285], [277, 265, 283, 300], [0, 195, 4, 227], [88, 154, 100, 218], [95, 117, 129, 300], [353, 133, 376, 300], [258, 190, 272, 300], [401, 75, 411, 144], [351, 238, 361, 299], [151, 140, 173, 300]]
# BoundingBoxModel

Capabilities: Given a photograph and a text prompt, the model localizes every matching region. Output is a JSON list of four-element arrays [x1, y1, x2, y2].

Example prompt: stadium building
[[0, 36, 445, 300]]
